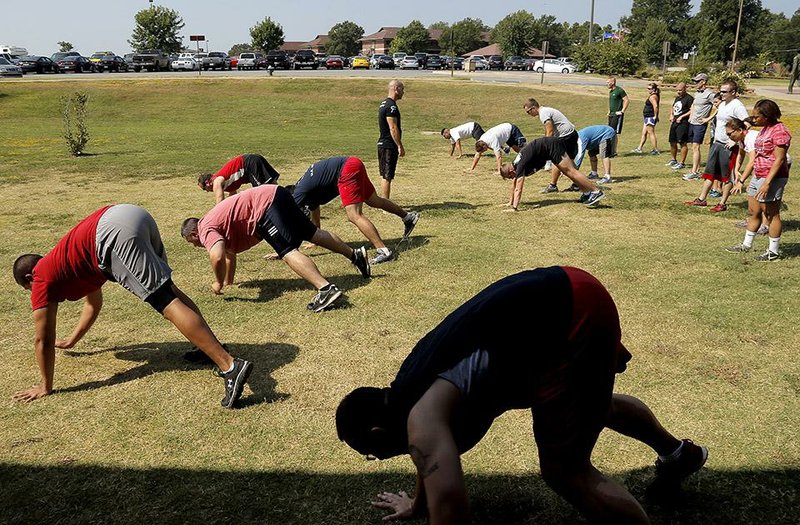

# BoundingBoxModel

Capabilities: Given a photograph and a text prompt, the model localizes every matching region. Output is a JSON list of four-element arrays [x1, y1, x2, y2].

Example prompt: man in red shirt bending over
[[198, 153, 281, 203]]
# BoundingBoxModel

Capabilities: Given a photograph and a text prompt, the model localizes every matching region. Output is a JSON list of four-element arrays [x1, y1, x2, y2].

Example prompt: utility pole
[[540, 40, 548, 84], [451, 24, 455, 77], [661, 40, 670, 79], [588, 0, 595, 45], [730, 0, 744, 72]]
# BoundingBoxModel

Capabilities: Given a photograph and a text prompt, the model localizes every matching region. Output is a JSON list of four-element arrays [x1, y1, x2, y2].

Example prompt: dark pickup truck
[[132, 49, 170, 72], [203, 51, 232, 70], [264, 50, 291, 70], [292, 49, 317, 70]]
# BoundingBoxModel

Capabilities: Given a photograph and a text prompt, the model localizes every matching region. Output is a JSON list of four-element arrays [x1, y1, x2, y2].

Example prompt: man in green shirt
[[607, 76, 629, 149]]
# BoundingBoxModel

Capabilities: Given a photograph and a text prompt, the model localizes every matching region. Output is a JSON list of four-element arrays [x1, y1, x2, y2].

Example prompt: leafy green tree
[[128, 6, 185, 53], [57, 41, 74, 52], [492, 10, 537, 57], [560, 21, 605, 55], [250, 17, 285, 53], [694, 0, 767, 62], [327, 21, 364, 56], [572, 39, 644, 75], [532, 14, 568, 56], [228, 43, 254, 56], [764, 8, 799, 66], [389, 20, 430, 54], [637, 19, 672, 63], [440, 18, 488, 56], [429, 21, 449, 31]]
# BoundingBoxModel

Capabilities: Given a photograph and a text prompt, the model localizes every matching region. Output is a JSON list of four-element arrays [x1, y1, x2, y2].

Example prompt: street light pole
[[730, 0, 744, 72], [588, 0, 595, 45]]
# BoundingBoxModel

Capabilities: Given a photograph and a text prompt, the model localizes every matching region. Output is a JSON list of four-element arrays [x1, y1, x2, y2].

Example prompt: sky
[[1, 0, 796, 56]]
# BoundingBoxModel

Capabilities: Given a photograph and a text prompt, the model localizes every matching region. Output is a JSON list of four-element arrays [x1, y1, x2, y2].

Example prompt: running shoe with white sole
[[402, 211, 419, 239], [307, 284, 343, 312]]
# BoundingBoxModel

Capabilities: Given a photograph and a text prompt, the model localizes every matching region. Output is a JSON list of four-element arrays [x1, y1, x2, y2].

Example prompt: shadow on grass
[[0, 463, 797, 524], [404, 201, 484, 213], [59, 342, 298, 405], [234, 273, 373, 303]]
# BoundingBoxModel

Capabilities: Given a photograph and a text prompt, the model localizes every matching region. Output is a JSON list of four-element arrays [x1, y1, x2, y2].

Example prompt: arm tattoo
[[409, 445, 440, 479]]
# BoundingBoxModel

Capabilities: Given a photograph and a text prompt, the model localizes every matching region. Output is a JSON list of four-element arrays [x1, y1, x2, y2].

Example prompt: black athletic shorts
[[378, 146, 399, 180], [256, 186, 318, 259], [669, 121, 689, 144], [471, 123, 485, 140], [559, 130, 579, 160], [243, 153, 281, 186], [507, 124, 527, 149], [608, 113, 624, 134]]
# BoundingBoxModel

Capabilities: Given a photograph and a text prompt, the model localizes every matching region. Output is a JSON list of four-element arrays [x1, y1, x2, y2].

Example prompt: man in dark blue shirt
[[377, 80, 405, 199]]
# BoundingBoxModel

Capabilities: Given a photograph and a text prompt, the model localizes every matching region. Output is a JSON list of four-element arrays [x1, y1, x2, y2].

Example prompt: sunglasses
[[524, 107, 535, 113], [719, 90, 732, 94]]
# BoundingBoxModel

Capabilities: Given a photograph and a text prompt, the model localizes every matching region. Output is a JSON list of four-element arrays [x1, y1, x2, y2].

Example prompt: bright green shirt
[[609, 86, 627, 113]]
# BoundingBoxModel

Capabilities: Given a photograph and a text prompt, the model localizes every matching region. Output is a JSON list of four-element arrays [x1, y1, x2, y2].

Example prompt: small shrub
[[61, 92, 90, 156]]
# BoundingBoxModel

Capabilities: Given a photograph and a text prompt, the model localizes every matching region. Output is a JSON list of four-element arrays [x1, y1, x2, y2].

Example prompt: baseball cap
[[692, 73, 708, 82]]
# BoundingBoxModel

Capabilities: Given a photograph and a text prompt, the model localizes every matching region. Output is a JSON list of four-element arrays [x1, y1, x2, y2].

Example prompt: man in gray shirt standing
[[683, 73, 717, 180]]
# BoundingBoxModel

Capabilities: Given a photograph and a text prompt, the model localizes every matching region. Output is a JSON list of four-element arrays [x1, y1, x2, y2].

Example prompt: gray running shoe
[[598, 175, 613, 184], [587, 172, 599, 180], [351, 246, 371, 278], [755, 250, 779, 262], [307, 284, 343, 312], [649, 149, 660, 155], [369, 250, 394, 264], [631, 147, 643, 154], [725, 243, 751, 253], [540, 184, 558, 194], [672, 162, 686, 170], [682, 172, 700, 181], [585, 190, 605, 207], [756, 224, 769, 235], [402, 211, 420, 239], [709, 189, 722, 198], [665, 159, 678, 167], [218, 358, 253, 408]]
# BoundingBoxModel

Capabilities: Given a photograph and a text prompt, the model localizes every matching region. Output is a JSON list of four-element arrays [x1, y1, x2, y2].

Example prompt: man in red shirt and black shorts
[[288, 156, 420, 264], [336, 266, 707, 524], [12, 204, 252, 408], [198, 153, 281, 204]]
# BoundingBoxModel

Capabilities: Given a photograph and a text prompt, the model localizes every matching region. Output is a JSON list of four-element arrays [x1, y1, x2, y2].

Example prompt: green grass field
[[1, 77, 799, 524]]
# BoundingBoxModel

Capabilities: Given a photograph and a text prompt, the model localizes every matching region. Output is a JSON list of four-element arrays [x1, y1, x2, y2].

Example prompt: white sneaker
[[598, 175, 613, 184]]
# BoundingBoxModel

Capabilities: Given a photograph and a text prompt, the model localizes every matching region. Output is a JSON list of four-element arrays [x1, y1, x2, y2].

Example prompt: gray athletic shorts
[[95, 204, 172, 302], [748, 177, 788, 203]]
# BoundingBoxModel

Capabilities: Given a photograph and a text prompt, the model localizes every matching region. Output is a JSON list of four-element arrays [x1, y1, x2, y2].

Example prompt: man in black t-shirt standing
[[377, 80, 405, 199], [666, 83, 694, 170], [500, 136, 605, 209]]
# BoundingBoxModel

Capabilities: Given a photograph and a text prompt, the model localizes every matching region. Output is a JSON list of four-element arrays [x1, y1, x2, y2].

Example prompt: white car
[[0, 57, 23, 77], [533, 59, 576, 74], [463, 56, 487, 71], [400, 56, 418, 69], [171, 55, 198, 71], [393, 52, 406, 67], [238, 52, 257, 70]]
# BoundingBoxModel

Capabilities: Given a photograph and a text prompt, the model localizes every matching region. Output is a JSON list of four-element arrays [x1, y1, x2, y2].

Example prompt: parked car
[[557, 57, 574, 65], [229, 55, 239, 69], [265, 49, 291, 70], [487, 55, 504, 70], [464, 55, 487, 70], [292, 49, 318, 70], [256, 54, 270, 69], [414, 52, 428, 69], [237, 52, 257, 70], [132, 49, 169, 72], [89, 51, 114, 65], [51, 51, 80, 63], [392, 52, 406, 67], [504, 56, 526, 70], [99, 55, 128, 72], [426, 54, 444, 69], [123, 53, 135, 68], [444, 55, 464, 70], [57, 55, 99, 73], [0, 57, 23, 77], [18, 56, 61, 74], [533, 59, 576, 73], [316, 54, 328, 68], [523, 58, 536, 71], [375, 54, 395, 69], [203, 51, 231, 70], [351, 55, 369, 69], [325, 55, 344, 69], [171, 55, 199, 71], [400, 55, 419, 70]]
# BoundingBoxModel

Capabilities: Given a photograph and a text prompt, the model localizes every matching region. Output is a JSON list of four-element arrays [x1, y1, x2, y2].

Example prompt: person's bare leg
[[648, 126, 658, 151], [679, 143, 688, 164], [365, 192, 406, 218], [697, 179, 713, 201], [345, 203, 386, 250], [603, 157, 612, 176], [550, 164, 561, 186], [691, 143, 701, 173], [637, 124, 647, 150], [747, 197, 763, 232], [161, 296, 233, 371], [764, 201, 782, 238], [719, 181, 733, 205], [670, 142, 678, 162], [282, 249, 330, 289], [381, 179, 391, 199], [309, 228, 355, 259], [590, 155, 599, 174], [606, 394, 681, 455]]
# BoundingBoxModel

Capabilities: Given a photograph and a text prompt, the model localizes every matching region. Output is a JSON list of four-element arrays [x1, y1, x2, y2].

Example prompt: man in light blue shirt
[[575, 125, 618, 184]]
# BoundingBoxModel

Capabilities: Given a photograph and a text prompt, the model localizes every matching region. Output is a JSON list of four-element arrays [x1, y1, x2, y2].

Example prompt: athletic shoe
[[217, 357, 252, 409], [540, 184, 558, 194], [735, 219, 748, 228], [631, 148, 643, 154], [665, 159, 678, 167], [682, 172, 700, 180], [684, 198, 707, 206], [402, 211, 420, 239], [726, 243, 751, 253], [672, 162, 686, 170], [369, 250, 394, 264], [578, 192, 590, 203], [587, 172, 599, 180], [709, 189, 723, 198], [654, 439, 708, 483], [649, 149, 660, 155], [757, 224, 769, 235], [351, 246, 371, 278], [585, 190, 605, 207], [564, 183, 580, 192], [598, 175, 613, 184], [755, 250, 779, 261], [709, 203, 727, 212], [307, 284, 343, 312]]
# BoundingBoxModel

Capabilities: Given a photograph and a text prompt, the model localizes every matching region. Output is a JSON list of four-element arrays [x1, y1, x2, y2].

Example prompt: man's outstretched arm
[[211, 177, 227, 204], [13, 303, 59, 402], [56, 289, 103, 349], [208, 240, 228, 294]]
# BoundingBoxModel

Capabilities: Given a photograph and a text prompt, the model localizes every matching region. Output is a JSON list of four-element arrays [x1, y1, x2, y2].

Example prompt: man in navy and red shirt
[[289, 156, 420, 264], [12, 204, 252, 408], [198, 153, 281, 203]]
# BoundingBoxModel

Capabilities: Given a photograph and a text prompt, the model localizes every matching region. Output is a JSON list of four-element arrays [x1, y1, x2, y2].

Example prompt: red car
[[229, 55, 239, 69], [325, 55, 344, 70]]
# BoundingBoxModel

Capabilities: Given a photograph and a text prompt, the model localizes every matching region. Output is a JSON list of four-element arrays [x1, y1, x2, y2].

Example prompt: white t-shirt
[[714, 99, 749, 143], [479, 123, 511, 153], [741, 129, 792, 168], [538, 107, 575, 137], [448, 122, 476, 143]]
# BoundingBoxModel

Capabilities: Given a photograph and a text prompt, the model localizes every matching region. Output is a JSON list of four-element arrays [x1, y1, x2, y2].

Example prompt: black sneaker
[[184, 343, 227, 365], [584, 190, 605, 207], [307, 284, 343, 312], [217, 358, 252, 408], [754, 250, 779, 262], [402, 211, 420, 239], [563, 183, 580, 192], [351, 246, 371, 278], [654, 439, 708, 483]]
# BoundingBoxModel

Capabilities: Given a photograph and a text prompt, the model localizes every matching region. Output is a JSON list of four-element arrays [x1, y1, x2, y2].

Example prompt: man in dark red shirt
[[198, 154, 281, 204], [12, 204, 252, 408]]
